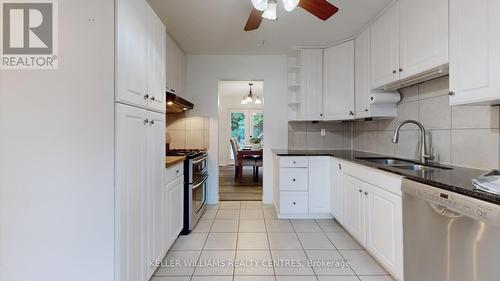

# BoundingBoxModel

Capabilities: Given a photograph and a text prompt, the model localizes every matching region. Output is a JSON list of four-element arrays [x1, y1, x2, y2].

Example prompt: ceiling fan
[[244, 0, 339, 31]]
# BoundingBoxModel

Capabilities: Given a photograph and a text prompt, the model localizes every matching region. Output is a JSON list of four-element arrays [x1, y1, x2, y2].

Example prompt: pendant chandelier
[[241, 82, 262, 105]]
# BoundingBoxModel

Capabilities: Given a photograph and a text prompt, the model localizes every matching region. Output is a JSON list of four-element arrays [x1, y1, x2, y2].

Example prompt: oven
[[182, 152, 208, 234]]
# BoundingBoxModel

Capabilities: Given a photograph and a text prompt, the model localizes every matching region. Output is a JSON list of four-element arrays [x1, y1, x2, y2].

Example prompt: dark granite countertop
[[272, 149, 499, 205]]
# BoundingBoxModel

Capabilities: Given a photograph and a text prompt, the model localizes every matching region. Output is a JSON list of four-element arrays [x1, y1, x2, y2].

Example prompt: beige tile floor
[[152, 201, 394, 281]]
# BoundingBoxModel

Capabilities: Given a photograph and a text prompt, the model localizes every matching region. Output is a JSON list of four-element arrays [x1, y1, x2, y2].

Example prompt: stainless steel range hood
[[166, 91, 194, 113]]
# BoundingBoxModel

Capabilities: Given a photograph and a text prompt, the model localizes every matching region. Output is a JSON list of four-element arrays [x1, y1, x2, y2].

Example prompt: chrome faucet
[[392, 120, 434, 164]]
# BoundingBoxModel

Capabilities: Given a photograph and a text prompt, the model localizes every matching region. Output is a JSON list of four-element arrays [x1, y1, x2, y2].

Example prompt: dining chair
[[230, 138, 255, 181]]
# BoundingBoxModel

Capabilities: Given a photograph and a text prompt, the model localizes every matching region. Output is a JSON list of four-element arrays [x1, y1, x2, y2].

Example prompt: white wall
[[218, 94, 264, 166], [0, 1, 115, 280], [185, 55, 288, 204]]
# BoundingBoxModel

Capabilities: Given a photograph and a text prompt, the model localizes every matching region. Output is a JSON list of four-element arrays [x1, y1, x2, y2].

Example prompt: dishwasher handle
[[428, 202, 463, 219]]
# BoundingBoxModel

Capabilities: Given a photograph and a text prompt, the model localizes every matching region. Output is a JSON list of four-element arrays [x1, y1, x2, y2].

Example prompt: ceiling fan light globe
[[251, 0, 268, 11], [262, 1, 277, 20], [283, 0, 300, 12]]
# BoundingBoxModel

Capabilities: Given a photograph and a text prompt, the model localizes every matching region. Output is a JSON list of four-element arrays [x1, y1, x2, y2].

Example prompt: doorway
[[218, 81, 264, 201]]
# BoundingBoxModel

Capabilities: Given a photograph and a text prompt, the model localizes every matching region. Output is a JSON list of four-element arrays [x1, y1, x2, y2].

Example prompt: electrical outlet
[[321, 129, 326, 136]]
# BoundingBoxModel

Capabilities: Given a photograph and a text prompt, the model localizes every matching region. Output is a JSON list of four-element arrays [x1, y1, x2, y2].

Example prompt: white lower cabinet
[[365, 183, 404, 280], [115, 103, 167, 281], [342, 174, 366, 245], [274, 156, 331, 218], [166, 173, 184, 247]]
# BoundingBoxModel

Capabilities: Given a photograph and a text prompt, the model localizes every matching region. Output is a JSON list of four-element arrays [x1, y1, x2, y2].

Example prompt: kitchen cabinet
[[323, 41, 355, 120], [371, 1, 399, 89], [399, 0, 448, 80], [342, 174, 366, 246], [449, 0, 500, 105], [273, 155, 332, 218], [147, 5, 167, 112], [308, 157, 331, 214], [115, 103, 166, 281], [331, 158, 343, 224], [166, 169, 184, 247], [365, 182, 404, 280], [166, 33, 186, 96], [116, 0, 166, 112], [355, 27, 397, 119], [299, 49, 324, 120]]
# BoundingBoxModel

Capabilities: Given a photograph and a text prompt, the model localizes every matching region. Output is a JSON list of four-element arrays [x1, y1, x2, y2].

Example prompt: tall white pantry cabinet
[[116, 0, 167, 281]]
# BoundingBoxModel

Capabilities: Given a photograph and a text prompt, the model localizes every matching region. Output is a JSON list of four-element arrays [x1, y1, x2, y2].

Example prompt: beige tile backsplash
[[167, 114, 209, 149], [288, 76, 500, 171]]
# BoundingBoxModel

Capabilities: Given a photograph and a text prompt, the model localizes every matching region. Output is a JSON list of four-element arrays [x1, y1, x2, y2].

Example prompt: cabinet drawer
[[280, 157, 308, 168], [166, 163, 184, 182], [280, 168, 308, 190], [280, 192, 308, 214]]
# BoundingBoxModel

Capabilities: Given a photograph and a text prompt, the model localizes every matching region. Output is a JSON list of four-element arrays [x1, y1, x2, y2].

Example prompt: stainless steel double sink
[[355, 157, 453, 171]]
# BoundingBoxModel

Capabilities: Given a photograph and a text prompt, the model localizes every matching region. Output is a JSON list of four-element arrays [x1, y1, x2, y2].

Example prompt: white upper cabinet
[[299, 49, 324, 120], [147, 6, 166, 112], [323, 41, 355, 120], [449, 0, 500, 105], [371, 2, 399, 89], [117, 0, 166, 112], [399, 0, 448, 79], [166, 33, 186, 96], [355, 27, 372, 118], [116, 0, 148, 107]]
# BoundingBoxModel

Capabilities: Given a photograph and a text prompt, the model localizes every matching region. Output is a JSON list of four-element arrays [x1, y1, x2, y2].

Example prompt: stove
[[166, 148, 208, 234]]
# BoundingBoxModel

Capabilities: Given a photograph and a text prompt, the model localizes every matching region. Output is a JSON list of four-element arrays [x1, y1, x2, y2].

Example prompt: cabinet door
[[116, 0, 148, 107], [323, 41, 355, 120], [449, 0, 500, 105], [146, 111, 166, 275], [299, 49, 324, 120], [342, 174, 366, 246], [355, 27, 371, 118], [115, 104, 148, 281], [166, 34, 185, 96], [168, 176, 184, 246], [365, 183, 403, 280], [308, 157, 331, 214], [399, 0, 448, 79], [331, 159, 343, 223], [147, 6, 166, 112], [371, 2, 399, 89]]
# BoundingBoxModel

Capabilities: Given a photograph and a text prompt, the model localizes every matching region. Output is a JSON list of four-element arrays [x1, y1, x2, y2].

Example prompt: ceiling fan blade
[[244, 8, 264, 31], [298, 0, 339, 21]]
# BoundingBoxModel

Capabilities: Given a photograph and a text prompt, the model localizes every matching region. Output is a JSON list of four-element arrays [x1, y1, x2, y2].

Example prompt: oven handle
[[192, 173, 208, 189], [192, 155, 208, 165]]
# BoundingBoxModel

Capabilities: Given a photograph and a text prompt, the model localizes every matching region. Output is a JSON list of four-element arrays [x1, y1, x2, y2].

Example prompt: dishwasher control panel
[[402, 179, 500, 226]]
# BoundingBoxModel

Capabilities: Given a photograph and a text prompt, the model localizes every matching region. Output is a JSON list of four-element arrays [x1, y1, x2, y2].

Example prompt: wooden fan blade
[[299, 0, 339, 21], [244, 8, 264, 31]]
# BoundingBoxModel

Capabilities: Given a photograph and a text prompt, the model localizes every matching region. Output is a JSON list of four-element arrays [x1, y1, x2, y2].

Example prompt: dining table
[[236, 148, 263, 182]]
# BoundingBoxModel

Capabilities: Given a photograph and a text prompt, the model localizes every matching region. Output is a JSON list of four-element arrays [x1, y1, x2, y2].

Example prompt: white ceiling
[[218, 81, 264, 97], [148, 0, 392, 55]]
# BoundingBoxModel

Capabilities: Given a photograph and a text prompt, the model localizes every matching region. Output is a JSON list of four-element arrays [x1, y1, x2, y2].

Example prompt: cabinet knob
[[150, 96, 155, 101], [293, 161, 296, 164], [176, 170, 180, 174], [364, 109, 368, 112], [144, 119, 149, 125], [448, 91, 455, 96], [292, 178, 296, 182], [320, 113, 323, 117], [349, 111, 354, 116], [358, 189, 363, 193], [293, 202, 297, 205], [365, 192, 368, 196], [172, 89, 176, 93], [392, 70, 397, 74], [338, 164, 342, 170], [399, 68, 403, 72], [144, 94, 149, 100], [149, 120, 155, 125]]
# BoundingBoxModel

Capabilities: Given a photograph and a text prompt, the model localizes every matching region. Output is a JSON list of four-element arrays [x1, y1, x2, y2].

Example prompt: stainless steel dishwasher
[[402, 179, 500, 281]]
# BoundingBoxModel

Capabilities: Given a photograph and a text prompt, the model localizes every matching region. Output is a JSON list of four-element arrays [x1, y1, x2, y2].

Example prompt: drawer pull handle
[[359, 189, 362, 193], [292, 179, 296, 182], [293, 202, 296, 205], [293, 161, 296, 164], [364, 192, 368, 196]]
